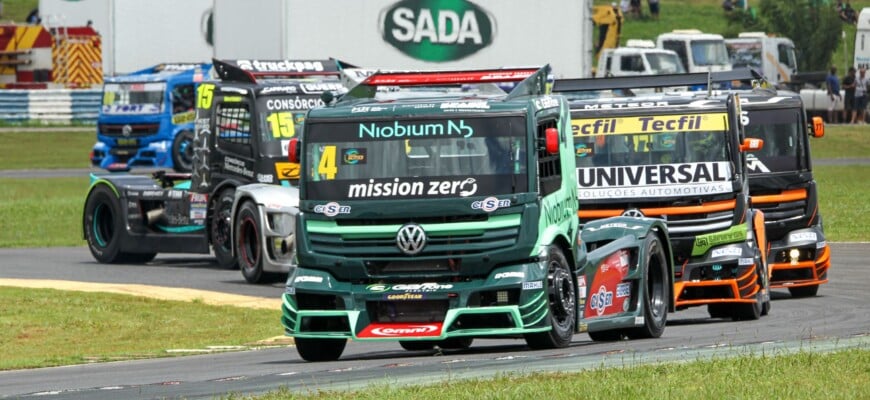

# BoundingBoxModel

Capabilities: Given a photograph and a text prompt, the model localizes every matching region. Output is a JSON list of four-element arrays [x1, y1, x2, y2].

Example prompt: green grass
[[810, 125, 870, 159], [0, 287, 283, 370], [243, 349, 870, 400], [2, 0, 39, 23], [815, 165, 870, 241], [0, 131, 95, 170], [0, 177, 87, 247]]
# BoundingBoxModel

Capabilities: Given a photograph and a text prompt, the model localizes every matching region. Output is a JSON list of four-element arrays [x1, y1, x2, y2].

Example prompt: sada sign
[[380, 0, 495, 62]]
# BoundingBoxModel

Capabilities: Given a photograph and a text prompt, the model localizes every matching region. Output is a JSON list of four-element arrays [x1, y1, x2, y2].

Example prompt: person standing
[[826, 66, 842, 123], [843, 67, 857, 123], [854, 66, 869, 123], [648, 0, 660, 20]]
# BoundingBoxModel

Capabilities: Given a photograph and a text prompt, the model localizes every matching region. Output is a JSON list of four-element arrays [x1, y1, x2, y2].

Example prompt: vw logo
[[121, 124, 132, 137], [622, 208, 645, 218], [396, 224, 426, 255]]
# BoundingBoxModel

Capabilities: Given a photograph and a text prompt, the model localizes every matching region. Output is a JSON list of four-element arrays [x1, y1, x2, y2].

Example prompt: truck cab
[[270, 66, 675, 362], [597, 40, 686, 78], [657, 30, 732, 74], [554, 72, 770, 321], [91, 63, 211, 172], [724, 32, 797, 84]]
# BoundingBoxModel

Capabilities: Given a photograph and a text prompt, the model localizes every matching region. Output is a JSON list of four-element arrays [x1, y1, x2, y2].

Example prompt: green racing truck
[[254, 66, 677, 361], [553, 72, 771, 321]]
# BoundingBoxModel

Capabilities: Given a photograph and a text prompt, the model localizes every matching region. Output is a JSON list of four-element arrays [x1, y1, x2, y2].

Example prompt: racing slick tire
[[210, 187, 237, 269], [295, 338, 347, 362], [400, 341, 436, 351], [628, 234, 669, 339], [171, 130, 195, 173], [788, 285, 819, 298], [84, 184, 137, 264], [236, 200, 280, 283], [524, 245, 575, 349]]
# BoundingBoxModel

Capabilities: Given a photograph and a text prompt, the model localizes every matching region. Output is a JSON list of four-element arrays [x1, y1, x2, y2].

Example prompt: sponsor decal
[[616, 282, 631, 298], [352, 106, 390, 113], [522, 281, 543, 290], [440, 101, 490, 111], [167, 190, 184, 199], [589, 285, 614, 316], [274, 162, 300, 180], [300, 83, 346, 93], [342, 148, 367, 165], [581, 101, 671, 110], [102, 104, 161, 115], [572, 113, 728, 136], [542, 194, 577, 226], [576, 162, 733, 199], [789, 232, 818, 243], [347, 177, 478, 198], [366, 283, 453, 292], [237, 59, 325, 73], [384, 293, 424, 300], [577, 275, 587, 300], [692, 225, 747, 257], [359, 119, 474, 139], [575, 143, 593, 157], [493, 271, 524, 280], [265, 96, 324, 111], [259, 86, 298, 95], [534, 97, 559, 110], [257, 173, 274, 183], [745, 154, 771, 173], [380, 0, 495, 62], [739, 257, 755, 266], [471, 196, 510, 212], [190, 193, 208, 203], [711, 247, 742, 258], [313, 202, 351, 217], [171, 110, 195, 125], [141, 190, 165, 198], [294, 276, 324, 283], [817, 241, 827, 249], [224, 157, 255, 178], [358, 323, 442, 338]]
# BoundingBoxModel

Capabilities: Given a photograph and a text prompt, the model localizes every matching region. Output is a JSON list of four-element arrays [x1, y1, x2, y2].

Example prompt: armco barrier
[[0, 89, 101, 123]]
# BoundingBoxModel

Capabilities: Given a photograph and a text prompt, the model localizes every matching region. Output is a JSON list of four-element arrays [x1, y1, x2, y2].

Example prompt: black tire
[[84, 184, 127, 263], [707, 304, 730, 319], [438, 337, 473, 350], [733, 298, 762, 321], [789, 285, 819, 298], [171, 130, 195, 173], [524, 245, 575, 349], [236, 200, 271, 283], [587, 329, 626, 342], [399, 341, 436, 351], [295, 337, 346, 362], [628, 234, 669, 339], [210, 187, 237, 269]]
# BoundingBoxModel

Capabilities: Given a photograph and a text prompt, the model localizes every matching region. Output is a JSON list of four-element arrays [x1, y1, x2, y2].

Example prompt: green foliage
[[756, 0, 844, 71]]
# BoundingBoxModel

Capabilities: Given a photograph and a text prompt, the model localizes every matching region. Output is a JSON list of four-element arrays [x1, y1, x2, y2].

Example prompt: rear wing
[[212, 58, 357, 84], [552, 68, 766, 93], [338, 65, 551, 103]]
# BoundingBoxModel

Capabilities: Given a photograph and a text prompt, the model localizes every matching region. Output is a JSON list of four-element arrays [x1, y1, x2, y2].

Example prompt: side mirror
[[545, 127, 560, 154], [288, 138, 300, 163], [811, 116, 825, 138], [739, 138, 764, 152]]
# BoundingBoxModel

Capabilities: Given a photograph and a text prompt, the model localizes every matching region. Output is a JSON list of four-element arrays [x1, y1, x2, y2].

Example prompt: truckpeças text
[[250, 66, 677, 362]]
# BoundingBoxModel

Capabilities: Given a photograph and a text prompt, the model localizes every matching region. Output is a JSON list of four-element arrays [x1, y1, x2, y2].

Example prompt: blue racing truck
[[90, 63, 212, 172]]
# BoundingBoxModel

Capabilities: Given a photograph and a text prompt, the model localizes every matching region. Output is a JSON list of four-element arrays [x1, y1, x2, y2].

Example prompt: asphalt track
[[0, 243, 868, 400]]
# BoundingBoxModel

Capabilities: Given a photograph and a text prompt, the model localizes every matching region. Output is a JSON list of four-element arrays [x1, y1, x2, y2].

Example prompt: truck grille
[[753, 199, 807, 225], [99, 123, 160, 137], [663, 210, 735, 235], [309, 225, 519, 258]]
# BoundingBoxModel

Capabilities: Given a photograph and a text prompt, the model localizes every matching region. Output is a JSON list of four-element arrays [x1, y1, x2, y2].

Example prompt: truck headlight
[[269, 213, 294, 236]]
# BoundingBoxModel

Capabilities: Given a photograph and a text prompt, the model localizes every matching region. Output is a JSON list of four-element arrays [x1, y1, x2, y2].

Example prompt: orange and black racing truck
[[553, 72, 771, 321]]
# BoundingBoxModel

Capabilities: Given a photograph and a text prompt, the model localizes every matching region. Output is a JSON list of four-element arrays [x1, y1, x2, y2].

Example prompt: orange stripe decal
[[751, 188, 807, 205]]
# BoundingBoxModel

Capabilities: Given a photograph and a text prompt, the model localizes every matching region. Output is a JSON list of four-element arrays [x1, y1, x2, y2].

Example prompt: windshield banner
[[572, 113, 729, 136], [577, 161, 732, 199], [307, 174, 526, 201]]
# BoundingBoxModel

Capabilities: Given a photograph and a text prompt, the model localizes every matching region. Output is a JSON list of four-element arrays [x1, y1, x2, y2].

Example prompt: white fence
[[0, 89, 101, 124]]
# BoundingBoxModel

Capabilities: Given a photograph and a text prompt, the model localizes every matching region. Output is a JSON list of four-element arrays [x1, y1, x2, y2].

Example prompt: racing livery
[[553, 72, 771, 321], [268, 67, 675, 362], [83, 59, 351, 282]]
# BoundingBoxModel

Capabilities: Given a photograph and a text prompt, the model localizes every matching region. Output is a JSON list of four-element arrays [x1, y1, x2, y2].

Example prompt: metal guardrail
[[0, 89, 101, 123]]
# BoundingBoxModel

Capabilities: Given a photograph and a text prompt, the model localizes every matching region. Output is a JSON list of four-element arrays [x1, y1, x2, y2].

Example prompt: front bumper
[[91, 140, 172, 171], [674, 241, 763, 309], [768, 227, 830, 289]]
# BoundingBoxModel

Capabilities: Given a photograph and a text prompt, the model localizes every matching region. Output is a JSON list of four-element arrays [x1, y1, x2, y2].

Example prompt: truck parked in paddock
[[83, 59, 350, 281], [553, 72, 771, 321], [260, 66, 676, 362]]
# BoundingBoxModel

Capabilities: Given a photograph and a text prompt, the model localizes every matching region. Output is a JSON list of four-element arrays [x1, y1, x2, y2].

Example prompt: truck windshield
[[572, 113, 734, 200], [647, 53, 686, 74], [691, 40, 729, 66], [101, 82, 165, 115], [303, 116, 529, 200], [743, 108, 802, 173]]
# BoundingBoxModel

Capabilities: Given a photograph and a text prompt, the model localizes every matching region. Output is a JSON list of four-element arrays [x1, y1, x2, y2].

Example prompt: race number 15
[[197, 84, 215, 109]]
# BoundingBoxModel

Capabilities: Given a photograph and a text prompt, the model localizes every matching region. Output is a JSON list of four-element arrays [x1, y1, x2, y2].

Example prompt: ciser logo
[[380, 0, 495, 62]]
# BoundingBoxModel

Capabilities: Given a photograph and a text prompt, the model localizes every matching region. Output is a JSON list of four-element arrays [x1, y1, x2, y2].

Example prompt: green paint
[[692, 224, 748, 256]]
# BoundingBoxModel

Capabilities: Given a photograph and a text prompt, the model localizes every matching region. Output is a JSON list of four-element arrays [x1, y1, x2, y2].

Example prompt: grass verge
[[0, 131, 95, 170], [0, 177, 88, 247], [814, 165, 870, 241], [244, 348, 870, 400], [0, 286, 284, 371]]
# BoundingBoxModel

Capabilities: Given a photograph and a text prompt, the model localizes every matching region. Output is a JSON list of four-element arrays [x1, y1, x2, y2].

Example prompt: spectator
[[629, 0, 642, 18], [26, 8, 40, 24], [841, 2, 858, 24], [648, 0, 659, 20], [854, 66, 869, 124], [843, 67, 856, 123], [826, 66, 842, 123], [722, 0, 734, 12]]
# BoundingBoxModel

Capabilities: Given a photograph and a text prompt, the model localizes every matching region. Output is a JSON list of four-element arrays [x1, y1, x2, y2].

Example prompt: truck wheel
[[788, 285, 819, 298], [236, 200, 273, 283], [438, 337, 473, 350], [524, 245, 575, 349], [707, 304, 729, 319], [84, 184, 128, 263], [628, 234, 669, 339], [587, 329, 626, 342], [171, 130, 195, 173], [210, 188, 237, 269], [400, 341, 435, 351], [295, 338, 346, 362]]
